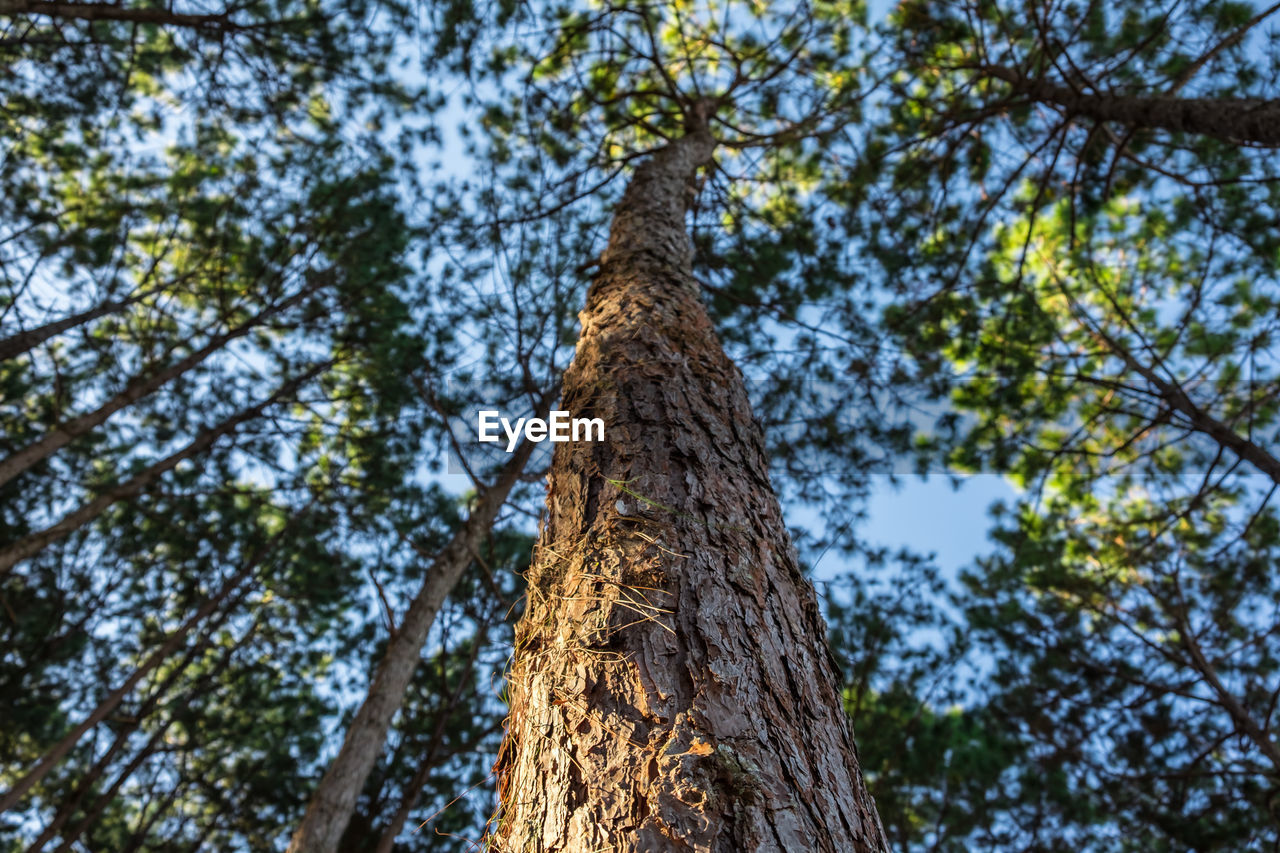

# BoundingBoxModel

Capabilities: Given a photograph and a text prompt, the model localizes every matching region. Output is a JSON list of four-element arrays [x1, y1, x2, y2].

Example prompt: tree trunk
[[372, 618, 493, 853], [287, 423, 543, 853], [981, 65, 1280, 146], [490, 108, 889, 852]]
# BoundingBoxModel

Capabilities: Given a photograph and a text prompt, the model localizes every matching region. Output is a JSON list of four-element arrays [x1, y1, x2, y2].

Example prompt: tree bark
[[0, 360, 329, 576], [287, 425, 543, 853], [490, 108, 889, 852], [981, 65, 1280, 146]]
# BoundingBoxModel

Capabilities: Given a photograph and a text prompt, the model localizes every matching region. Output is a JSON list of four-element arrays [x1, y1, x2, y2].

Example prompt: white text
[[477, 410, 605, 452]]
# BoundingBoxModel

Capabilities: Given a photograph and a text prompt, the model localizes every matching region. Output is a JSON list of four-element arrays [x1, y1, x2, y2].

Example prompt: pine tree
[[490, 97, 887, 853]]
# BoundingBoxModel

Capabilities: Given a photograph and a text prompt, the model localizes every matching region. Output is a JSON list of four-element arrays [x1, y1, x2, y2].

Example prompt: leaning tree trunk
[[981, 65, 1280, 146], [287, 428, 542, 853], [491, 107, 889, 852]]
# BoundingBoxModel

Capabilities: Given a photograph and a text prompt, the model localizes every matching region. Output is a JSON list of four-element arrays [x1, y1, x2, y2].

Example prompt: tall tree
[[0, 0, 456, 841], [494, 99, 886, 853], [471, 0, 889, 841]]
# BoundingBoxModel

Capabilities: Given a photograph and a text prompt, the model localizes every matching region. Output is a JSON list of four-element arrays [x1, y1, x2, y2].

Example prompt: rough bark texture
[[491, 114, 889, 852], [982, 65, 1280, 146], [288, 436, 540, 853]]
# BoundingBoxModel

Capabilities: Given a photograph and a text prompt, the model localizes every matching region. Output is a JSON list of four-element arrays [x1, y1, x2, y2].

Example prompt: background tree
[[826, 0, 1280, 847], [0, 0, 496, 846]]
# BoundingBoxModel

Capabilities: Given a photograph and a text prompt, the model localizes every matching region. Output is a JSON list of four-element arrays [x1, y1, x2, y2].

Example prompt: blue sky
[[857, 473, 1018, 580]]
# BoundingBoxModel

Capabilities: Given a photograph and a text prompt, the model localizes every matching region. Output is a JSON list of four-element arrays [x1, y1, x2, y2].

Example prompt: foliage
[[833, 0, 1280, 848], [3, 0, 1280, 848]]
